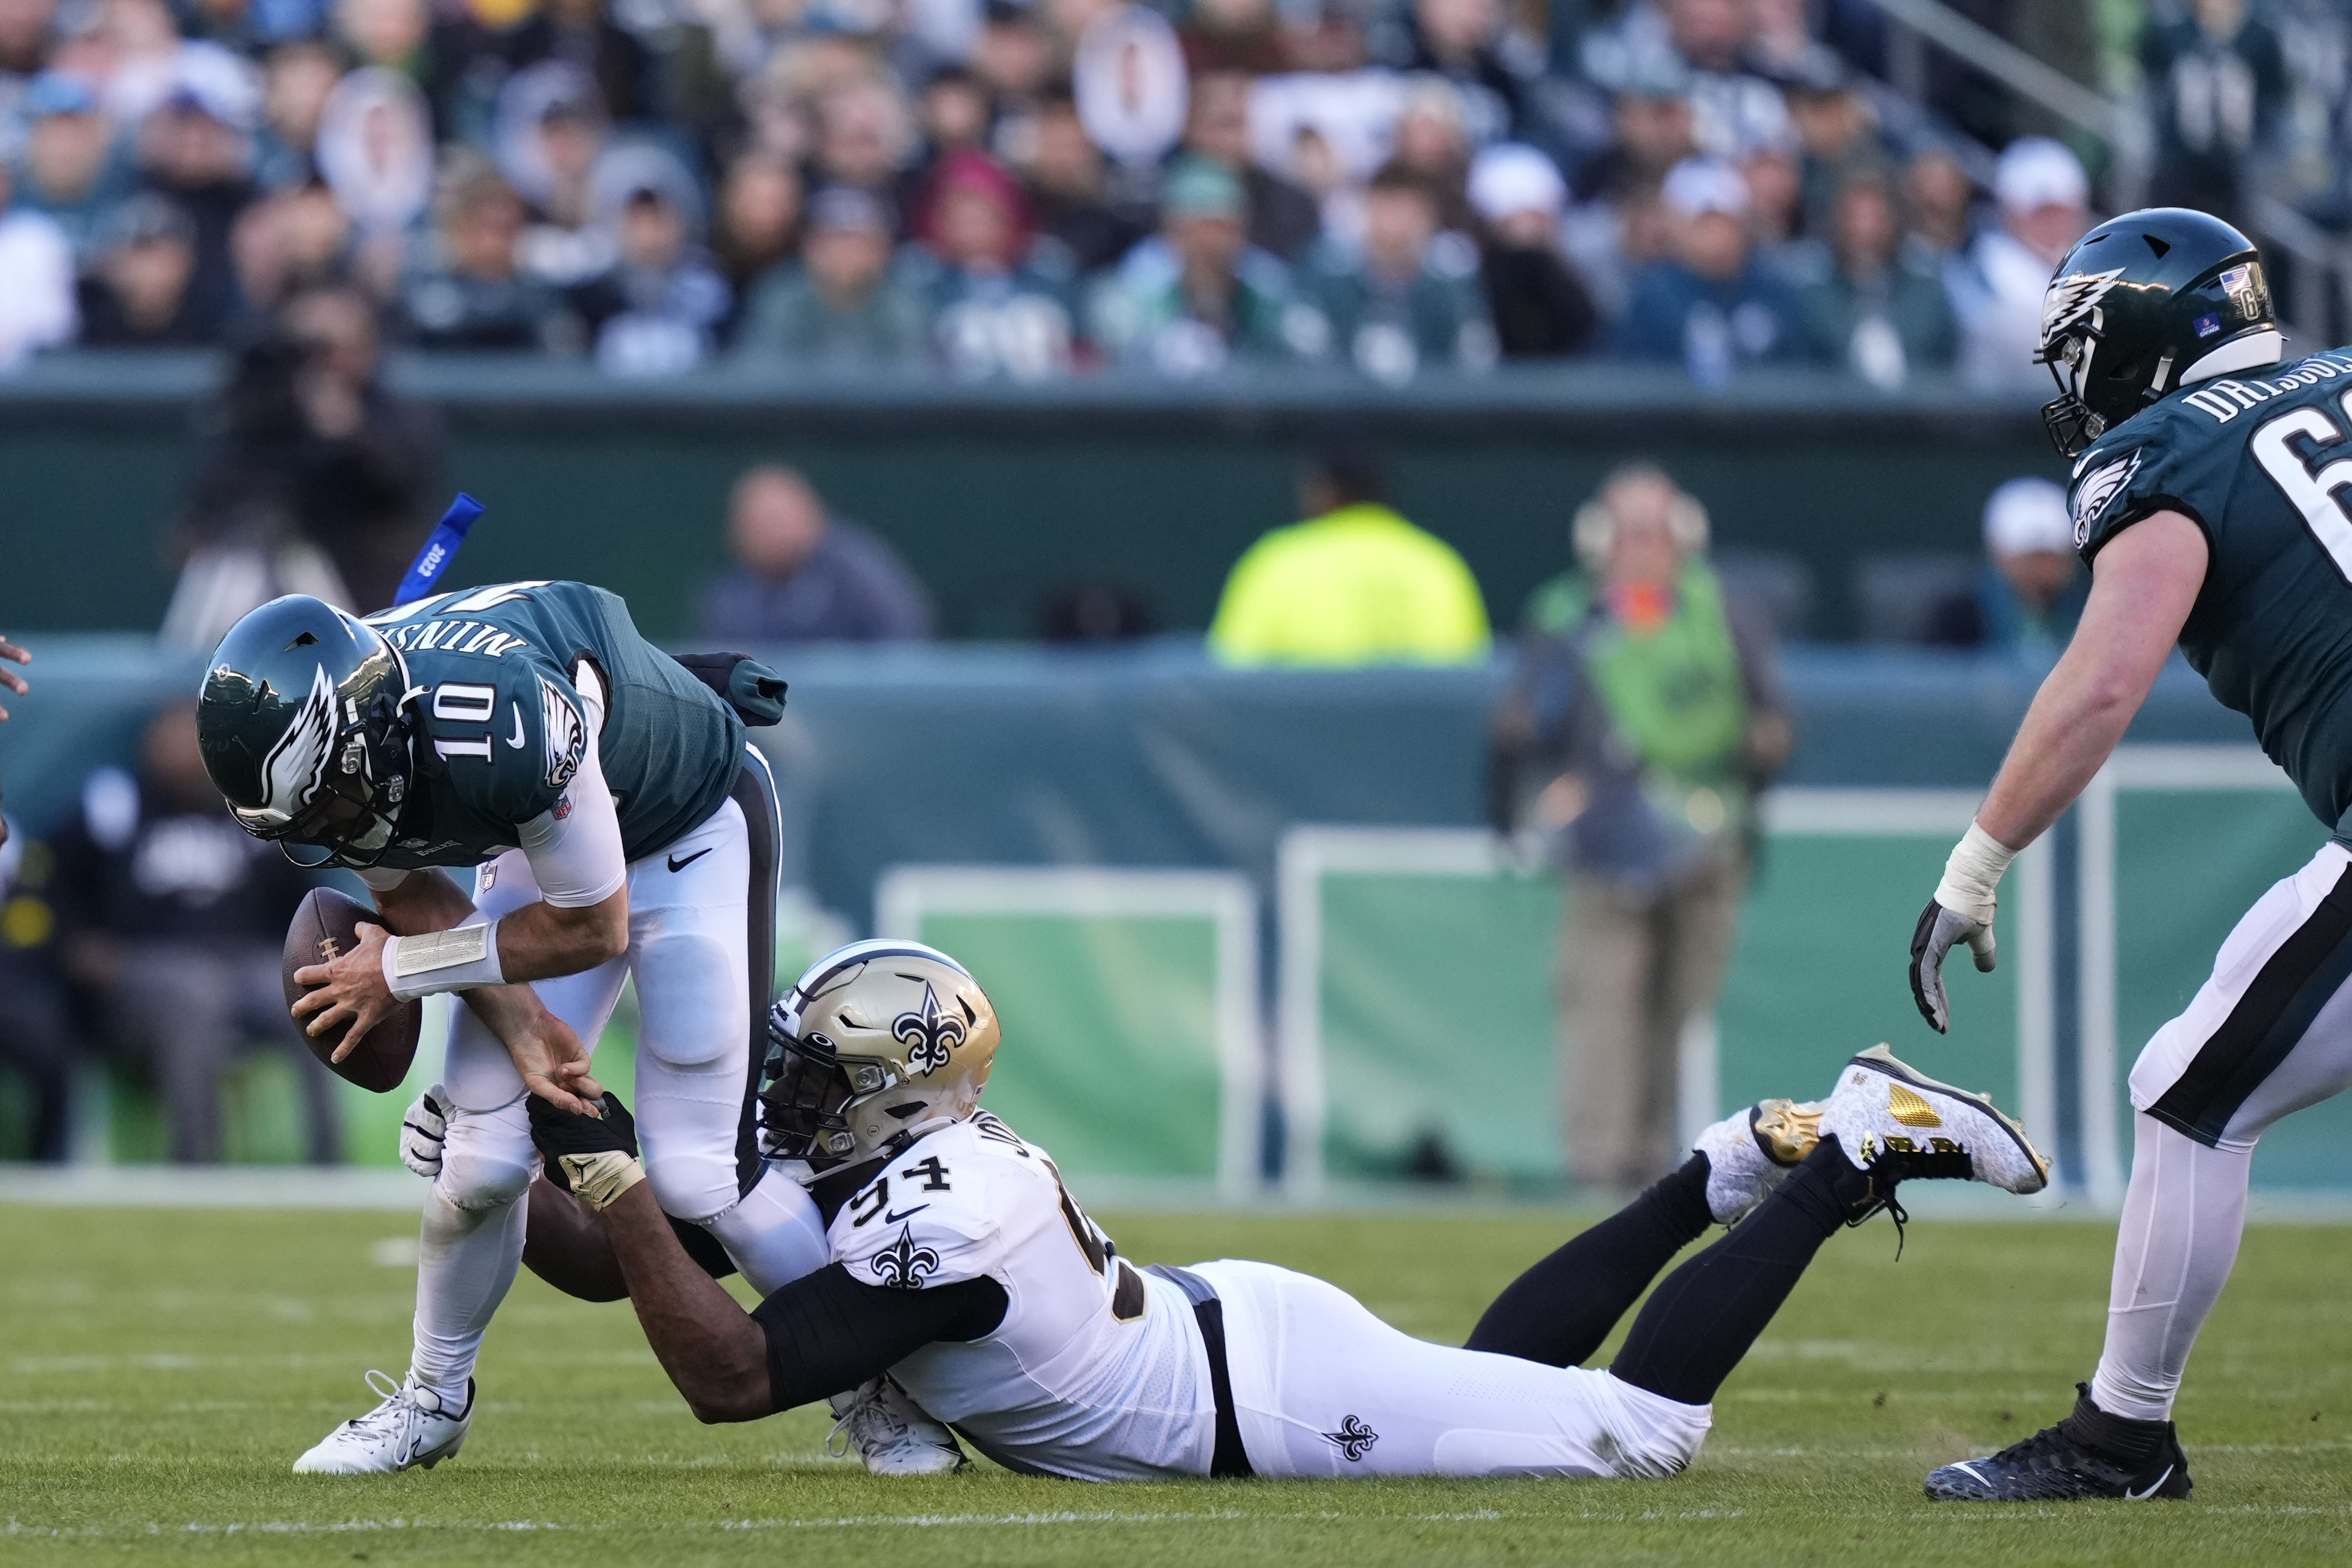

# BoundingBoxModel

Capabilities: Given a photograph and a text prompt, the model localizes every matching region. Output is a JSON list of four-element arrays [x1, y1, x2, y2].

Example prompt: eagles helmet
[[761, 941, 1001, 1169], [2037, 206, 2282, 457], [195, 595, 416, 868]]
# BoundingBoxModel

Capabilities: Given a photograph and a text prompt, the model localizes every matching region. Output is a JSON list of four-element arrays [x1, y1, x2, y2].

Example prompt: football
[[281, 887, 422, 1093]]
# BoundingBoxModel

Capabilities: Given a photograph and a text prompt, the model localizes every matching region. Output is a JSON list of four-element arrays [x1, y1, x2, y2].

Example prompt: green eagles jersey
[[357, 580, 744, 870], [2072, 348, 2352, 834]]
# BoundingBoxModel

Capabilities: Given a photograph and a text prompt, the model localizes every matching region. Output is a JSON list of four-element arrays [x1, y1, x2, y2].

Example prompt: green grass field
[[5, 1202, 2350, 1565]]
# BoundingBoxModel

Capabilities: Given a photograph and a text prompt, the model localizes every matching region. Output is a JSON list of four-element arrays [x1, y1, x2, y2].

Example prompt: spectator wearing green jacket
[[1208, 449, 1490, 666], [1793, 170, 1955, 388], [1088, 157, 1320, 376]]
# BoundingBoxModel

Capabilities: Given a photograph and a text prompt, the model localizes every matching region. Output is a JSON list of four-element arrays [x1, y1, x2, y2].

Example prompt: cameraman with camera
[[163, 284, 442, 648]]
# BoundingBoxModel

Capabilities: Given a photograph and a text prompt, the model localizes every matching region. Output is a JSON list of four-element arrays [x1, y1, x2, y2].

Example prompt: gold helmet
[[759, 940, 1001, 1169]]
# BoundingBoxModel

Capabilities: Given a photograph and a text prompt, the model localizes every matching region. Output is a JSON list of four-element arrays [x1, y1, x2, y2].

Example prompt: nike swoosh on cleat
[[507, 704, 525, 748], [2124, 1465, 2173, 1500], [667, 848, 713, 873]]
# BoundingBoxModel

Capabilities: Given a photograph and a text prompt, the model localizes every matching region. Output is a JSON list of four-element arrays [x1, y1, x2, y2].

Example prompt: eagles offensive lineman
[[195, 583, 954, 1474], [522, 940, 2050, 1482], [1907, 208, 2352, 1501]]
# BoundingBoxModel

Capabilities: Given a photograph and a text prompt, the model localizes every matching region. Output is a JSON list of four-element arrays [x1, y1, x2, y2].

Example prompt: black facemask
[[759, 1024, 859, 1164]]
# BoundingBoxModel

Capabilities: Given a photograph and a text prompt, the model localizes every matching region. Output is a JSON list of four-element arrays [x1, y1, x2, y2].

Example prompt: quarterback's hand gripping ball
[[282, 888, 422, 1092], [1908, 898, 1997, 1035]]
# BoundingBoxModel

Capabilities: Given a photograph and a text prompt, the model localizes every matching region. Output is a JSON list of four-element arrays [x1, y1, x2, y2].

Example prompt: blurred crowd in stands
[[0, 0, 2335, 384]]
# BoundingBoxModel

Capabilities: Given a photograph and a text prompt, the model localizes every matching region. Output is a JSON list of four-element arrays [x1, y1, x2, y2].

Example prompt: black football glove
[[528, 1091, 645, 1209], [1908, 897, 1996, 1035]]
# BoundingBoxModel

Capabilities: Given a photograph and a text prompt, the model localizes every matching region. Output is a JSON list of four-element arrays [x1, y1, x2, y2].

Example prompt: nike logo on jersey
[[2125, 1465, 2174, 1500], [507, 704, 525, 748], [667, 847, 713, 873], [882, 1204, 930, 1223]]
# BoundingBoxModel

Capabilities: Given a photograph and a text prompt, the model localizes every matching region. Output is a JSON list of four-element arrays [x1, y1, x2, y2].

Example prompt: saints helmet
[[195, 595, 416, 868], [760, 940, 1001, 1169], [2036, 206, 2280, 457]]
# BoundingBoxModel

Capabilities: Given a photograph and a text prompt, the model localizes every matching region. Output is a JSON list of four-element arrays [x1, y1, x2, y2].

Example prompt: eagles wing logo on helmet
[[245, 663, 339, 827], [539, 676, 586, 791], [2072, 449, 2143, 547], [2040, 266, 2127, 352], [868, 1226, 942, 1290], [893, 982, 968, 1078]]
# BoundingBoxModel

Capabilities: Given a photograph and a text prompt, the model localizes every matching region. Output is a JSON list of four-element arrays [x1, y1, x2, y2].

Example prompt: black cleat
[[1926, 1384, 2192, 1501]]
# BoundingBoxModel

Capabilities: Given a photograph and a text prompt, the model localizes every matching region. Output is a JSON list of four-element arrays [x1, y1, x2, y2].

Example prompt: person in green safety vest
[[1489, 463, 1793, 1193], [1206, 449, 1491, 667]]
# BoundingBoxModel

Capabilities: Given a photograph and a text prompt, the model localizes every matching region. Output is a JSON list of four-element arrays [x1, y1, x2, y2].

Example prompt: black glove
[[1908, 898, 1995, 1035], [528, 1091, 638, 1198]]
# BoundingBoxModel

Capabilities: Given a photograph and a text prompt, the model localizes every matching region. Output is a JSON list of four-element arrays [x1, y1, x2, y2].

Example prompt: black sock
[[1609, 1138, 1877, 1405], [1464, 1155, 1716, 1367], [2061, 1384, 2169, 1463]]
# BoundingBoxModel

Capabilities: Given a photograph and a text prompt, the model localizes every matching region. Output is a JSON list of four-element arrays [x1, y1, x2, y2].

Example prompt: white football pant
[[2095, 839, 2352, 1420], [408, 780, 827, 1403], [1191, 1260, 1712, 1479]]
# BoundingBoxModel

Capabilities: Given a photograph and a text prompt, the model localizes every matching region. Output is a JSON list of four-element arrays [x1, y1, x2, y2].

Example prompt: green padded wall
[[1718, 834, 2019, 1123], [903, 910, 1228, 1180], [1304, 821, 2023, 1185], [1315, 868, 1562, 1181]]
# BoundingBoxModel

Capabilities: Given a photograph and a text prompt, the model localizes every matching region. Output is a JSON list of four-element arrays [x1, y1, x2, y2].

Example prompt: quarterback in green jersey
[[1903, 208, 2352, 1503], [196, 583, 956, 1476]]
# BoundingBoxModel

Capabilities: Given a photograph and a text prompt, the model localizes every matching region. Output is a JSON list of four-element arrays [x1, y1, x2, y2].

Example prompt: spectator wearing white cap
[[1976, 475, 2085, 653], [1951, 136, 2092, 391], [1614, 155, 1796, 383], [1469, 142, 1596, 358]]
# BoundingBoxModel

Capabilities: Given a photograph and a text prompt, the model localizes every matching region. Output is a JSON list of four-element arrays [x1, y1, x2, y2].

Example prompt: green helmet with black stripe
[[2037, 206, 2282, 457], [195, 595, 417, 867]]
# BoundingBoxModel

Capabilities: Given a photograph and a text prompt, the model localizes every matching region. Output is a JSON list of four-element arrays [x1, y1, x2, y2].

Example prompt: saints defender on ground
[[1908, 208, 2352, 1501], [195, 582, 954, 1474], [521, 939, 2048, 1481]]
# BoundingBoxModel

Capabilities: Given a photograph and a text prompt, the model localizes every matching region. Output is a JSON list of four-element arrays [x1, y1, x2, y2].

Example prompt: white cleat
[[292, 1370, 474, 1474], [1819, 1044, 2049, 1195], [827, 1377, 967, 1475], [1693, 1098, 1823, 1224]]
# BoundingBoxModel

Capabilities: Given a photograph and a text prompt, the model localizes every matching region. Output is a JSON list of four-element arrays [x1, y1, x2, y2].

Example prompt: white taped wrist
[[1934, 822, 2017, 926], [559, 1150, 646, 1210], [383, 919, 506, 1001]]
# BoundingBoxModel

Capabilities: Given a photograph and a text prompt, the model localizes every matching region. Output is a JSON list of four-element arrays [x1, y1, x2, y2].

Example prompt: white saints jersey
[[828, 1112, 1219, 1479]]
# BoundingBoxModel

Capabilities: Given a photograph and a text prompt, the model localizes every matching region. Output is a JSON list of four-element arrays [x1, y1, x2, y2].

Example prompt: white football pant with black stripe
[[2094, 839, 2352, 1420]]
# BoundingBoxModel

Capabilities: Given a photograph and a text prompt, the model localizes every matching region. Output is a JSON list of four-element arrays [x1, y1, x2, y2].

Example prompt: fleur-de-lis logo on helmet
[[867, 1226, 941, 1290], [1322, 1414, 1379, 1461], [893, 981, 967, 1078]]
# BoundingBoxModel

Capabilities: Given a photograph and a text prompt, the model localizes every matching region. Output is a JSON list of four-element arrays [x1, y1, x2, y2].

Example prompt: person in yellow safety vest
[[1206, 449, 1491, 667]]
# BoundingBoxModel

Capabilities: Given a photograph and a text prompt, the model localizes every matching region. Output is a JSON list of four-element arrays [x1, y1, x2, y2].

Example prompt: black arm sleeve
[[750, 1263, 1008, 1412]]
